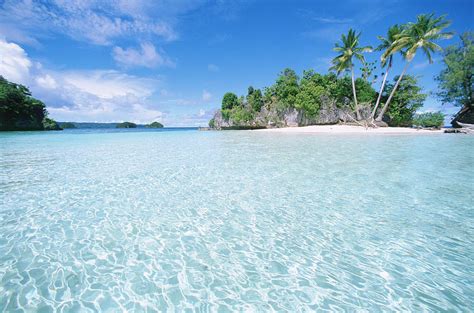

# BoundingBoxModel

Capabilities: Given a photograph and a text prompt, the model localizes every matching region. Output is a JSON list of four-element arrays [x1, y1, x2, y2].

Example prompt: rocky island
[[145, 121, 164, 128], [116, 122, 137, 128], [210, 28, 473, 130], [209, 69, 431, 130]]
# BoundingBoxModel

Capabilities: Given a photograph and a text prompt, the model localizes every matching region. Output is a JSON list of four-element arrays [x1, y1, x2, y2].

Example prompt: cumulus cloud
[[61, 70, 157, 99], [41, 70, 164, 122], [202, 90, 212, 102], [0, 38, 164, 123], [35, 74, 57, 89], [112, 43, 174, 68], [0, 39, 32, 84], [0, 37, 219, 125]]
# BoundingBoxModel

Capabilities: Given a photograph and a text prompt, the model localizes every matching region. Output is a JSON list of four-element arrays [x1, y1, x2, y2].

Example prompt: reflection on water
[[0, 130, 473, 311]]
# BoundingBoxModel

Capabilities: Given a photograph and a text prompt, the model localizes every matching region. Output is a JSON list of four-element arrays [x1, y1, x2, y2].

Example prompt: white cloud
[[163, 108, 216, 127], [112, 43, 174, 68], [61, 70, 157, 99], [0, 39, 32, 84], [202, 90, 212, 101], [35, 74, 57, 89], [0, 0, 180, 46], [413, 58, 441, 70], [40, 72, 164, 122], [312, 16, 354, 24], [207, 64, 219, 72], [0, 38, 165, 123]]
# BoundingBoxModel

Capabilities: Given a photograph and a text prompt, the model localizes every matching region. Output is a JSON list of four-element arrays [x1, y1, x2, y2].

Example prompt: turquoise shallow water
[[0, 129, 473, 311]]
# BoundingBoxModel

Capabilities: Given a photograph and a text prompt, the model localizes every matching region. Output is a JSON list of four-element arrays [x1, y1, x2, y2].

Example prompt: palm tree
[[375, 14, 453, 122], [331, 29, 372, 120], [371, 25, 404, 120]]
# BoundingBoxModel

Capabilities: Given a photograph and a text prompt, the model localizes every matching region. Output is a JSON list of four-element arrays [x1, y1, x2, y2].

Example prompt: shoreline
[[252, 124, 446, 134]]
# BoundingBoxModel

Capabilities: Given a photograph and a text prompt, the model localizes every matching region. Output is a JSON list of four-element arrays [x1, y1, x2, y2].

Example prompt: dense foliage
[[116, 122, 137, 128], [212, 14, 451, 129], [208, 118, 215, 128], [436, 32, 473, 109], [221, 92, 239, 110], [382, 75, 427, 126], [43, 118, 62, 130], [0, 76, 60, 131], [412, 112, 445, 128], [217, 68, 396, 125], [145, 121, 164, 128]]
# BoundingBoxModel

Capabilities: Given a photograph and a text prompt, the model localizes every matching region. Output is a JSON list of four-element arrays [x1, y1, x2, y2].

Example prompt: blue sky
[[0, 0, 472, 126]]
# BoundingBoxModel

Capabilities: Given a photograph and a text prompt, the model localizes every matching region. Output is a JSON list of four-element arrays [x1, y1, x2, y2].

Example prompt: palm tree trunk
[[375, 60, 411, 122], [371, 59, 391, 120], [351, 66, 361, 120]]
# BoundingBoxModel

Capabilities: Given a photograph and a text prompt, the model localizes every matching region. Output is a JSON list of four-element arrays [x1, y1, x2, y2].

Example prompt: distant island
[[116, 122, 137, 128], [0, 76, 61, 131], [54, 122, 166, 129], [145, 121, 164, 128], [59, 122, 77, 129], [115, 121, 164, 128]]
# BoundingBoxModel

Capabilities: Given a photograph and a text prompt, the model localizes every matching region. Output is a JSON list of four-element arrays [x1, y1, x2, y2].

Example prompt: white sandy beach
[[254, 124, 445, 134]]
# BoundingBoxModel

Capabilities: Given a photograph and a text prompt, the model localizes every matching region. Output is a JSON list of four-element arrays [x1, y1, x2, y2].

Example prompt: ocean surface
[[1, 129, 473, 311]]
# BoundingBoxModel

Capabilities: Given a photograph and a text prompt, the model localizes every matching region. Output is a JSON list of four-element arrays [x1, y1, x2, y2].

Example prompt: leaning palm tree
[[376, 14, 453, 122], [371, 24, 404, 120], [331, 29, 372, 120]]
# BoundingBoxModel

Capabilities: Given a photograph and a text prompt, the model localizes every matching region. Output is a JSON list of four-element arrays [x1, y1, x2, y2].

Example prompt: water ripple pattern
[[1, 130, 473, 311]]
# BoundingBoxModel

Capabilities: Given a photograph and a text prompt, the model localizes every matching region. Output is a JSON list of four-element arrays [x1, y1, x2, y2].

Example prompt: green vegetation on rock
[[145, 121, 164, 128], [0, 76, 61, 131], [413, 112, 445, 128], [43, 118, 62, 130], [208, 118, 215, 128], [209, 13, 452, 129], [116, 122, 137, 128]]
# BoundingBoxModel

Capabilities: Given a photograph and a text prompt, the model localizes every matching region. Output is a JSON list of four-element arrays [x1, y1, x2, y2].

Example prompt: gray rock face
[[210, 99, 372, 129], [452, 106, 474, 128]]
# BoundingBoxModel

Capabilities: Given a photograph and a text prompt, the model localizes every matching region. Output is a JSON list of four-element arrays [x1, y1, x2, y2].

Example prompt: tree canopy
[[382, 75, 427, 126], [221, 92, 239, 110], [436, 32, 474, 109], [0, 76, 60, 131]]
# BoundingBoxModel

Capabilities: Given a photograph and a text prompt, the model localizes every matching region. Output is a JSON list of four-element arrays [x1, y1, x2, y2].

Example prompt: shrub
[[43, 118, 62, 130], [230, 106, 254, 124], [208, 118, 215, 128], [412, 112, 445, 128]]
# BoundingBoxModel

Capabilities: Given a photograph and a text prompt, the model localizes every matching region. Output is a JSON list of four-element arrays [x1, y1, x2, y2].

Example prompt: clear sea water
[[1, 129, 473, 312]]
